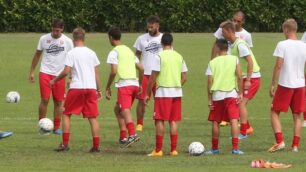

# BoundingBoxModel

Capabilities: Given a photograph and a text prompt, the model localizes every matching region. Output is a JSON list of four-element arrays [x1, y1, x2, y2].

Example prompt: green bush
[[0, 0, 305, 32]]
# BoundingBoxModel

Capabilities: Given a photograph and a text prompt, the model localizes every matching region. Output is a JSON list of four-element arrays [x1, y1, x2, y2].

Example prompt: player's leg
[[303, 112, 306, 127], [88, 117, 100, 152], [169, 121, 179, 155], [121, 108, 139, 147], [114, 104, 127, 144], [38, 72, 52, 120], [148, 120, 164, 156], [239, 98, 249, 137], [169, 97, 181, 156], [267, 110, 285, 152], [205, 121, 220, 155], [291, 113, 302, 152], [55, 114, 70, 152], [136, 75, 149, 131], [230, 119, 243, 154], [52, 77, 65, 134]]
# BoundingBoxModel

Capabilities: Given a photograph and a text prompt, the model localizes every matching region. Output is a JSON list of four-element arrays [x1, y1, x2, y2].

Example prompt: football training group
[[1, 11, 306, 157]]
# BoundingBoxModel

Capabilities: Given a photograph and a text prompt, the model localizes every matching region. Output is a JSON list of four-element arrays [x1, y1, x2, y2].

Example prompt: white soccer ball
[[6, 91, 20, 103], [38, 118, 54, 134], [188, 142, 205, 156]]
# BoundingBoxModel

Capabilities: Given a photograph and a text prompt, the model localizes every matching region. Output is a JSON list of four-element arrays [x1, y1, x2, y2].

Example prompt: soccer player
[[29, 18, 73, 135], [301, 32, 306, 127], [133, 15, 163, 131], [145, 33, 187, 157], [205, 39, 243, 155], [0, 130, 13, 140], [50, 27, 102, 152], [105, 27, 143, 147], [212, 11, 253, 128], [221, 20, 260, 139], [268, 19, 306, 153]]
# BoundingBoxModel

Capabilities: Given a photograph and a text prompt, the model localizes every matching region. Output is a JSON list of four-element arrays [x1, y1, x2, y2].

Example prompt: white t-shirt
[[65, 47, 100, 89], [214, 28, 253, 47], [229, 41, 261, 78], [205, 59, 239, 101], [37, 33, 73, 76], [133, 33, 163, 75], [106, 50, 140, 88], [273, 39, 306, 88], [301, 32, 306, 43], [151, 53, 188, 97]]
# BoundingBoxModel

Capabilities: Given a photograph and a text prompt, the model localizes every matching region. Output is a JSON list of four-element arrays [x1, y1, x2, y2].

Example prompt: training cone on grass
[[251, 159, 292, 168]]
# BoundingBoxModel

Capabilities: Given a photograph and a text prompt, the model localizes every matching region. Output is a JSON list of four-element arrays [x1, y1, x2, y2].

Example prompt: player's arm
[[207, 75, 213, 110], [29, 50, 42, 83], [95, 66, 102, 100], [210, 40, 218, 59], [181, 72, 187, 85], [243, 55, 253, 89], [235, 63, 243, 101], [136, 62, 144, 92], [105, 64, 117, 100], [270, 57, 283, 97], [50, 65, 71, 86], [144, 71, 158, 105], [135, 50, 142, 60]]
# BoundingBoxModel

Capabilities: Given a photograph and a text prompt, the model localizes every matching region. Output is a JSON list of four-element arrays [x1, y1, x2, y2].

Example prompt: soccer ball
[[188, 142, 205, 156], [38, 118, 54, 135], [6, 91, 20, 103]]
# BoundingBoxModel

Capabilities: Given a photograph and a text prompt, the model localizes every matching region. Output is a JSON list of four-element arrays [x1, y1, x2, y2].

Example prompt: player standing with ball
[[29, 18, 73, 135]]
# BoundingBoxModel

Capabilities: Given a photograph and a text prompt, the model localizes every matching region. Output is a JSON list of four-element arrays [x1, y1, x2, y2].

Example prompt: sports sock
[[93, 137, 100, 149], [240, 123, 248, 135], [137, 119, 144, 125], [232, 137, 239, 150], [62, 133, 70, 146], [170, 134, 178, 152], [246, 120, 251, 129], [212, 137, 219, 150], [120, 130, 127, 140], [54, 118, 61, 129], [156, 135, 163, 152], [291, 136, 300, 148], [274, 132, 284, 144], [304, 112, 306, 120], [126, 122, 136, 136]]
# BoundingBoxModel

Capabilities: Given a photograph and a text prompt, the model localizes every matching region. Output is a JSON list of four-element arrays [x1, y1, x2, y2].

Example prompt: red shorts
[[208, 98, 240, 123], [63, 89, 99, 118], [39, 72, 65, 101], [117, 86, 139, 110], [137, 75, 156, 100], [243, 78, 260, 100], [154, 97, 182, 121], [271, 85, 305, 113]]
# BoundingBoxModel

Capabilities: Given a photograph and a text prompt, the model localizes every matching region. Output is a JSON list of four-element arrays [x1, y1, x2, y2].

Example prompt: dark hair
[[73, 27, 85, 41], [161, 32, 173, 46], [233, 10, 245, 21], [108, 27, 121, 40], [51, 18, 64, 28], [215, 39, 228, 51], [146, 15, 160, 24]]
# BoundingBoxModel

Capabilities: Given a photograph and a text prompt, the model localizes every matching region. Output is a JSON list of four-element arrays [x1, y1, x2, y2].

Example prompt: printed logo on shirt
[[145, 41, 161, 54], [46, 44, 65, 56]]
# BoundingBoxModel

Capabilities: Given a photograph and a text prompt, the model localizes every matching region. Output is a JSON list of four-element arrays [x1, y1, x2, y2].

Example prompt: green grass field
[[0, 33, 305, 171]]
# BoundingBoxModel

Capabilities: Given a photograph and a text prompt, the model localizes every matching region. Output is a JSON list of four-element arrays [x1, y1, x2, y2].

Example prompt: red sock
[[170, 134, 178, 152], [232, 137, 239, 150], [292, 136, 300, 148], [240, 123, 247, 135], [156, 135, 163, 152], [54, 118, 61, 129], [275, 132, 284, 144], [93, 137, 100, 149], [246, 121, 251, 129], [126, 122, 136, 136], [137, 119, 144, 125], [62, 133, 70, 146], [120, 130, 127, 140], [212, 137, 219, 150], [304, 112, 306, 120]]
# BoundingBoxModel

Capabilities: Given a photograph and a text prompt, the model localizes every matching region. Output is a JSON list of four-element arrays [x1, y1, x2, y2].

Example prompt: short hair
[[233, 10, 245, 21], [220, 20, 235, 33], [51, 18, 64, 28], [146, 15, 160, 24], [161, 32, 173, 46], [282, 18, 298, 32], [108, 27, 121, 40], [215, 39, 228, 51], [73, 27, 85, 41]]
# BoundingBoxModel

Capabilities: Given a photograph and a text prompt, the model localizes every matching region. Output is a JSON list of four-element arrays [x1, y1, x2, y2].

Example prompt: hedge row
[[0, 0, 305, 32]]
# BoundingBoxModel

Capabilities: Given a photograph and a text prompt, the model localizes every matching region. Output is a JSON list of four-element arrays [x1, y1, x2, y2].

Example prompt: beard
[[148, 29, 158, 36]]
